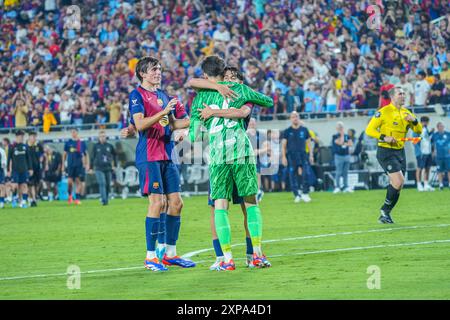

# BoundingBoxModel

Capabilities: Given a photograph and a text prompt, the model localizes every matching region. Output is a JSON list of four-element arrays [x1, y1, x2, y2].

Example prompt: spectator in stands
[[325, 81, 338, 116], [42, 106, 57, 134], [397, 73, 415, 108], [414, 71, 431, 108], [1, 0, 449, 132], [12, 92, 29, 128], [429, 74, 446, 105], [332, 121, 353, 194], [59, 91, 74, 126], [379, 75, 395, 108]]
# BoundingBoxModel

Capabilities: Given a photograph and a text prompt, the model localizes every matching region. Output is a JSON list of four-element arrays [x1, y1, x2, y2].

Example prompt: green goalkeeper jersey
[[189, 82, 273, 165]]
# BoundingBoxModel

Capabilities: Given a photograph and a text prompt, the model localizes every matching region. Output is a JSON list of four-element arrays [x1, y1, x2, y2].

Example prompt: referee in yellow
[[365, 86, 422, 223]]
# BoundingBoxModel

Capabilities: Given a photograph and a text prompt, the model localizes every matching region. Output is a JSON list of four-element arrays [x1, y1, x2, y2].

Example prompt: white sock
[[224, 252, 233, 263], [146, 251, 156, 260], [157, 243, 166, 251], [166, 245, 176, 257], [253, 246, 262, 257]]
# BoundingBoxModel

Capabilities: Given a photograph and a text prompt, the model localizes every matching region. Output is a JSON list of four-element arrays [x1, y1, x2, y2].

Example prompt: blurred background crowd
[[1, 0, 449, 131]]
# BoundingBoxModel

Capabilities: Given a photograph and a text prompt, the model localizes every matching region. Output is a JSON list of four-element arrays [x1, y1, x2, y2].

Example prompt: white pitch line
[[181, 223, 450, 258], [0, 224, 449, 282]]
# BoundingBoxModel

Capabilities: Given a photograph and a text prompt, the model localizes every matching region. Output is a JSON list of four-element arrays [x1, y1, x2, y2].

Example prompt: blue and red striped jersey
[[129, 86, 187, 164]]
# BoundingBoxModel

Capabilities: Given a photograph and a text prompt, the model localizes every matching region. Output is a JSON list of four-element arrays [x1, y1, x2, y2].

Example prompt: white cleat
[[417, 183, 424, 192], [245, 254, 254, 268], [294, 196, 301, 203], [343, 187, 354, 193], [333, 187, 341, 194], [424, 184, 435, 192], [301, 193, 312, 203], [209, 257, 224, 271]]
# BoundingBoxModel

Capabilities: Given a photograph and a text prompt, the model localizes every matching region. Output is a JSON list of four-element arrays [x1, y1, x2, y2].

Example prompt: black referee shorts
[[376, 146, 406, 175]]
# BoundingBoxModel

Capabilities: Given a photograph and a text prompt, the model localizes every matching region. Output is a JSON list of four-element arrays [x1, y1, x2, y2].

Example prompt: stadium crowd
[[1, 0, 450, 130]]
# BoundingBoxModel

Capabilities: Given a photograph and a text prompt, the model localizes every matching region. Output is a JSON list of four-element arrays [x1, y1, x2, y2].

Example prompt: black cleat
[[30, 201, 37, 207], [378, 210, 394, 224]]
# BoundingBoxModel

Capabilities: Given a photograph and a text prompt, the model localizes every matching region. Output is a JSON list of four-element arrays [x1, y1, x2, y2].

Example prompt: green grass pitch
[[0, 189, 449, 300]]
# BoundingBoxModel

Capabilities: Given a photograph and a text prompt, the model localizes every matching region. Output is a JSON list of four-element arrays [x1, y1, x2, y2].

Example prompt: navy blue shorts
[[0, 170, 4, 184], [271, 165, 288, 183], [208, 182, 243, 206], [12, 171, 29, 184], [137, 161, 181, 196], [417, 154, 433, 169], [436, 157, 450, 173], [67, 166, 84, 179], [287, 152, 308, 170]]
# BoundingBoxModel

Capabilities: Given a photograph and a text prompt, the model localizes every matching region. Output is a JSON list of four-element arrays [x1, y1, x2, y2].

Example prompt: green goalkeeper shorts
[[209, 157, 258, 201]]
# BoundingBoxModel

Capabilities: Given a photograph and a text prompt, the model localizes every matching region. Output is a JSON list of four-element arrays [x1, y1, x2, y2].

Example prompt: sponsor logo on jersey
[[157, 99, 164, 107]]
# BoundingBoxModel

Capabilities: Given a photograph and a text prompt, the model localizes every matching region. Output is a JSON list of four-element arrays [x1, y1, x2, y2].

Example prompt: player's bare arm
[[133, 99, 175, 132], [169, 115, 190, 130], [281, 138, 288, 167], [120, 124, 137, 138], [200, 102, 251, 120], [187, 78, 239, 100]]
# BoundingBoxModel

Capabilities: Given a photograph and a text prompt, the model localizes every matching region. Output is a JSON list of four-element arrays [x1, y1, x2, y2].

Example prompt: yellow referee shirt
[[365, 103, 422, 149]]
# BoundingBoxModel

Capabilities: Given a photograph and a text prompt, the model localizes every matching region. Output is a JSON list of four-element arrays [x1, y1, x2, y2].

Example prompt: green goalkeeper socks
[[214, 209, 232, 254], [247, 205, 263, 255]]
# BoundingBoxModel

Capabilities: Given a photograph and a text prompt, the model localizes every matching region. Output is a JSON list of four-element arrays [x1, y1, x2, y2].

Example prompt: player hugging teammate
[[189, 55, 274, 271]]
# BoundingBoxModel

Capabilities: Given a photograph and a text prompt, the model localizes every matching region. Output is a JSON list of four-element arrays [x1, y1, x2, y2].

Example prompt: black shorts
[[377, 147, 406, 174], [29, 169, 41, 185], [67, 166, 84, 179], [45, 172, 62, 183]]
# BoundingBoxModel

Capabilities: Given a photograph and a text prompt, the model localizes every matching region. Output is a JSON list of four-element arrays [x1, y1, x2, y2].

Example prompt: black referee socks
[[381, 184, 401, 213]]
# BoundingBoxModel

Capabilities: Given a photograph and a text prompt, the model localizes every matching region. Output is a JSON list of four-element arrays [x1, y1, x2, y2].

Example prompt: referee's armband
[[412, 118, 418, 126], [379, 134, 386, 142]]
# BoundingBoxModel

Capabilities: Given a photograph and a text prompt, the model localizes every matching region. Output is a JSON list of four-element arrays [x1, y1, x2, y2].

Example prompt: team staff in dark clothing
[[365, 86, 422, 224], [90, 130, 117, 205], [7, 130, 32, 208], [27, 132, 44, 207], [63, 128, 89, 205], [281, 111, 314, 203], [43, 145, 62, 201]]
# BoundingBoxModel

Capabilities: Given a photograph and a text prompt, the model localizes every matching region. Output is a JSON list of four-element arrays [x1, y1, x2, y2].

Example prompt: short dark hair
[[15, 130, 25, 136], [420, 116, 430, 123], [135, 56, 160, 83], [28, 131, 37, 137], [200, 55, 226, 78], [388, 86, 401, 98], [224, 66, 244, 81]]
